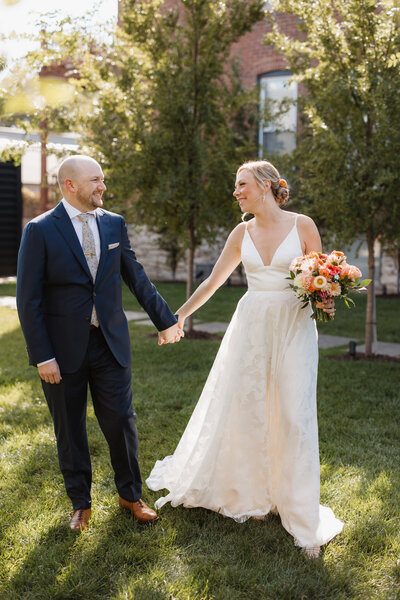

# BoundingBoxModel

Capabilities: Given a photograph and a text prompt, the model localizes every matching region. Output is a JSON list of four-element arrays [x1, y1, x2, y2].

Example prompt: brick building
[[160, 1, 301, 157], [230, 9, 301, 156]]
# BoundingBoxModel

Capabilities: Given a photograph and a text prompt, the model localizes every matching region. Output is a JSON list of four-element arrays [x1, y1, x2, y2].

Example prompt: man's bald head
[[57, 155, 106, 212], [57, 155, 101, 192]]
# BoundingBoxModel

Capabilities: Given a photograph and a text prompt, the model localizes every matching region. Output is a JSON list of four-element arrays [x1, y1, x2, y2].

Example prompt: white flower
[[313, 275, 328, 290], [293, 274, 307, 291]]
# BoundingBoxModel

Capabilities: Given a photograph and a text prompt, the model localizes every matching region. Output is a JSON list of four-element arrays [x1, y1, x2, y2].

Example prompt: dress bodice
[[241, 217, 302, 292]]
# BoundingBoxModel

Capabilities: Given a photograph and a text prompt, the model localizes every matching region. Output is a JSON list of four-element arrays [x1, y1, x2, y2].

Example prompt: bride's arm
[[176, 223, 245, 328], [297, 214, 322, 254], [298, 214, 335, 316]]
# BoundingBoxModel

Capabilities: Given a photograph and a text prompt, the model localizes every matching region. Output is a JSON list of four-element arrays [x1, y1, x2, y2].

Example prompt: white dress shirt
[[37, 199, 101, 367]]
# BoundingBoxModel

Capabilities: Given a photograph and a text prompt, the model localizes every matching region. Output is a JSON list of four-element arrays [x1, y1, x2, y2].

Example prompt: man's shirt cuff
[[37, 358, 56, 367]]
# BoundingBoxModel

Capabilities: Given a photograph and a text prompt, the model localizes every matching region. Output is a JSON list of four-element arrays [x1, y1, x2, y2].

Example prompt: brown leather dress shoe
[[118, 496, 158, 524], [69, 508, 92, 532]]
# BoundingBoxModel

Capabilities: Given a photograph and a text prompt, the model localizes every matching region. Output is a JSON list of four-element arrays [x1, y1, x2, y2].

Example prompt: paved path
[[356, 341, 400, 357], [1, 296, 399, 356], [0, 296, 16, 309]]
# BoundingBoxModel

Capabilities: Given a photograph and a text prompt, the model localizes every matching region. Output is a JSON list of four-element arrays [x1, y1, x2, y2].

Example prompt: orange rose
[[319, 267, 331, 279]]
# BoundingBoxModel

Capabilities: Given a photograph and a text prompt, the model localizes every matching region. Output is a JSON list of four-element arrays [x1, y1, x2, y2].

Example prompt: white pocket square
[[108, 242, 120, 250]]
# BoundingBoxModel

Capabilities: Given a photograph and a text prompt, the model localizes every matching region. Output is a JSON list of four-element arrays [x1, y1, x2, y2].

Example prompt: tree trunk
[[365, 232, 376, 356], [186, 223, 195, 333], [39, 120, 49, 213]]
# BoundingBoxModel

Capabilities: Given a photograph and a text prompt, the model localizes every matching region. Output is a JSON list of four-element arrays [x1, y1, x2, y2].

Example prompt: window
[[258, 71, 298, 156]]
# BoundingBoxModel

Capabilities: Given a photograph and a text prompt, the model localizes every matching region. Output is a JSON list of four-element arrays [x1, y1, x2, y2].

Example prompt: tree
[[79, 0, 264, 330], [0, 13, 103, 209], [266, 0, 400, 355]]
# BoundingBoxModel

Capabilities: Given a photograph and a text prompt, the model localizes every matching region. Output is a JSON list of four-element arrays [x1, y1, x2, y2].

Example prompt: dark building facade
[[0, 162, 22, 276]]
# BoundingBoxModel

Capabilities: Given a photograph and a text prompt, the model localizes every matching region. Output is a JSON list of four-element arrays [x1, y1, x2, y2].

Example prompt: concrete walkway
[[1, 295, 399, 356], [0, 296, 16, 309]]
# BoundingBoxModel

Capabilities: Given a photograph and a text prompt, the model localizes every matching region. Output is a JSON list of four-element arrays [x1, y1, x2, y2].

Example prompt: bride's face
[[233, 169, 264, 212]]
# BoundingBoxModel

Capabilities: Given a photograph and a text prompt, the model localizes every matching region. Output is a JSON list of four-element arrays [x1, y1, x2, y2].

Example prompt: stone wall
[[381, 254, 399, 295], [127, 225, 246, 285]]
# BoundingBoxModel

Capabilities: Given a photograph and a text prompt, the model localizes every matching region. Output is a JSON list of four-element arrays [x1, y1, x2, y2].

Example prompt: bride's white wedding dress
[[147, 215, 343, 548]]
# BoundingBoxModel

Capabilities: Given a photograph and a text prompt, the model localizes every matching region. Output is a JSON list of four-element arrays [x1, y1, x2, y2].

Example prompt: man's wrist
[[37, 358, 56, 367]]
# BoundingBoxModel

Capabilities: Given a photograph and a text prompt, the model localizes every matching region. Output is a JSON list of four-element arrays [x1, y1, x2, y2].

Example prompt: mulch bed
[[327, 353, 400, 364]]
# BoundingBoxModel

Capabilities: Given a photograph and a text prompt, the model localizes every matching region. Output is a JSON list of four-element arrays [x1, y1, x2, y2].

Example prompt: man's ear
[[64, 178, 76, 193]]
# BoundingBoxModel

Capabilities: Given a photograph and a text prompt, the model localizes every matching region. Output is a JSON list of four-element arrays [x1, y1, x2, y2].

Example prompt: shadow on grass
[[150, 506, 347, 600], [3, 514, 168, 600], [1, 320, 399, 598]]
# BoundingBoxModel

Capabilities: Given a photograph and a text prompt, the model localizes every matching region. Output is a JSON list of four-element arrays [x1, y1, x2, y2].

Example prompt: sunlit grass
[[0, 291, 399, 599]]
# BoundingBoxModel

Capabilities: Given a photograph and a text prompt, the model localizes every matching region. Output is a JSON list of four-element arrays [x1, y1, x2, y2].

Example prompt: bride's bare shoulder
[[227, 221, 247, 248], [295, 213, 318, 231]]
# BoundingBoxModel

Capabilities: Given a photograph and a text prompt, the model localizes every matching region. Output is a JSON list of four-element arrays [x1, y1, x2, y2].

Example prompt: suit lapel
[[95, 209, 109, 284], [52, 202, 92, 279]]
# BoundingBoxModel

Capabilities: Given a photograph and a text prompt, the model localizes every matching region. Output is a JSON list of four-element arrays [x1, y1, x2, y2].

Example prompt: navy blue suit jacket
[[16, 202, 177, 373]]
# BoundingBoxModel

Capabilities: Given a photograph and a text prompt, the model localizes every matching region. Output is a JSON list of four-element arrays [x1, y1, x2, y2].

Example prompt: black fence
[[0, 161, 22, 276]]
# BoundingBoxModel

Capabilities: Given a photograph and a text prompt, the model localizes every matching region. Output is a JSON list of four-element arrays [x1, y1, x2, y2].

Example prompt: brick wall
[[231, 12, 301, 89], [160, 2, 301, 87]]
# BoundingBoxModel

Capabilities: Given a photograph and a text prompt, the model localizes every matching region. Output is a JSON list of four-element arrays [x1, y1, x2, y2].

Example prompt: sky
[[0, 0, 118, 75]]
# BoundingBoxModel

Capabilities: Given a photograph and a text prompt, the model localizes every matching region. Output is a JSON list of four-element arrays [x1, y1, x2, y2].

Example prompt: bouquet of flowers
[[288, 250, 371, 322]]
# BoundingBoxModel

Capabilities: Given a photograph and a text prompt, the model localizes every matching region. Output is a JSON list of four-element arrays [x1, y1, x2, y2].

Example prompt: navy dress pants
[[42, 327, 142, 510]]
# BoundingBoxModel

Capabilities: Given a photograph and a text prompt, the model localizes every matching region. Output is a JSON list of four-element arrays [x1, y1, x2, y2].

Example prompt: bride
[[147, 160, 343, 557]]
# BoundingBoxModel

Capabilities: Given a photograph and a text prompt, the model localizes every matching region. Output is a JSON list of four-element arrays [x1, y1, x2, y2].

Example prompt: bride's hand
[[315, 298, 335, 317], [177, 314, 185, 336]]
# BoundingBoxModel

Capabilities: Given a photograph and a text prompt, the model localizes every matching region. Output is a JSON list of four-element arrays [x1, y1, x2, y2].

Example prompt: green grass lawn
[[0, 296, 399, 600]]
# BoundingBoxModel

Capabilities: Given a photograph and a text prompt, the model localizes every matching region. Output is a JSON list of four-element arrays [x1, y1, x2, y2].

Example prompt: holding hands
[[158, 321, 185, 346]]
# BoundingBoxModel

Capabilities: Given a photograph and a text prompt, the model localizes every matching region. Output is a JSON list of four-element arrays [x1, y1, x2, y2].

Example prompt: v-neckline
[[246, 220, 297, 267]]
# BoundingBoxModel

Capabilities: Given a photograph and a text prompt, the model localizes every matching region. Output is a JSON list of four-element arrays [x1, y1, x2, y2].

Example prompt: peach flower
[[348, 265, 362, 280], [327, 282, 341, 297], [340, 263, 350, 277]]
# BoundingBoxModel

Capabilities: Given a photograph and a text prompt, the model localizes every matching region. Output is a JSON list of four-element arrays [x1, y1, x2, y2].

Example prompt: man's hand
[[38, 359, 62, 384], [158, 322, 184, 346]]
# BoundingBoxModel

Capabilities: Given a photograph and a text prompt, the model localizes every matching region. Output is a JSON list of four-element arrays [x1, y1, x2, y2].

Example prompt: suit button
[[93, 292, 96, 297], [85, 317, 90, 321]]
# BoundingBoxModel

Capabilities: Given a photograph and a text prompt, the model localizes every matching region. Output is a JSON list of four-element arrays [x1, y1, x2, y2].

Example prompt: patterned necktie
[[77, 214, 99, 327]]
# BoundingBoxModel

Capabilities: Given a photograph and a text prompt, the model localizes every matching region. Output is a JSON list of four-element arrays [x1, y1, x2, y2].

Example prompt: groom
[[17, 155, 182, 531]]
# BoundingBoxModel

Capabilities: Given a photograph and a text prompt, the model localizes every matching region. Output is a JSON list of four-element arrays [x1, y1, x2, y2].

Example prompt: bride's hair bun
[[273, 179, 290, 206], [237, 160, 290, 206]]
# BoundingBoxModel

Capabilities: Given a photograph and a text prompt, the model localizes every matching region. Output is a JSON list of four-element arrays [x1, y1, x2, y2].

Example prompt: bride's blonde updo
[[237, 160, 290, 206]]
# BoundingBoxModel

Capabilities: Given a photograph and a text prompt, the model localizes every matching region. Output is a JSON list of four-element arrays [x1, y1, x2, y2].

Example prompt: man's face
[[74, 163, 106, 211]]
